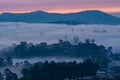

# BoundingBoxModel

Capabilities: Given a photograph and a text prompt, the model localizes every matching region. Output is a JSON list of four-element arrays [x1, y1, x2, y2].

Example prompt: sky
[[0, 0, 120, 13]]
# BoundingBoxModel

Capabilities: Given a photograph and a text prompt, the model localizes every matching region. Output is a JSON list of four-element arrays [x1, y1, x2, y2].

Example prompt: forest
[[0, 59, 100, 80]]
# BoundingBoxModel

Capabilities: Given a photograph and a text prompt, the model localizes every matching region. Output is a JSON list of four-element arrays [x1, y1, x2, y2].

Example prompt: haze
[[0, 22, 120, 53]]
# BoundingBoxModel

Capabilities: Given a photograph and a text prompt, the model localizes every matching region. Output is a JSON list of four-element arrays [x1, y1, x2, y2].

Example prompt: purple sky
[[0, 0, 120, 13]]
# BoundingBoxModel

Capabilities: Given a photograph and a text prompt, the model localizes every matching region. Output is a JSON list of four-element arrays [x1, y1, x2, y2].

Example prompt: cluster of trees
[[0, 69, 18, 80], [2, 59, 98, 80], [3, 39, 111, 68], [28, 59, 99, 80], [111, 53, 120, 60], [0, 57, 13, 67], [6, 39, 107, 58]]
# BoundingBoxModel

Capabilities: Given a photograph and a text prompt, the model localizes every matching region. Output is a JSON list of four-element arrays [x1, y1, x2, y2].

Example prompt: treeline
[[5, 39, 108, 58], [0, 59, 100, 80], [28, 59, 99, 80]]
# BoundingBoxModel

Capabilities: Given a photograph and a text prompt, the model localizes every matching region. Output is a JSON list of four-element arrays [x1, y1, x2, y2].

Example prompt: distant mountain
[[0, 10, 120, 25]]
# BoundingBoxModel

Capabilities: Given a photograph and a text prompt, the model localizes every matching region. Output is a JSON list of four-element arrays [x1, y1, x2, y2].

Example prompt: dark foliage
[[20, 59, 100, 80], [4, 69, 18, 80], [7, 39, 107, 58], [0, 57, 13, 67]]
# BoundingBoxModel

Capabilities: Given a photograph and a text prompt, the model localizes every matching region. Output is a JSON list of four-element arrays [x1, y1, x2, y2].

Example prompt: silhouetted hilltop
[[4, 39, 108, 58], [0, 10, 120, 25]]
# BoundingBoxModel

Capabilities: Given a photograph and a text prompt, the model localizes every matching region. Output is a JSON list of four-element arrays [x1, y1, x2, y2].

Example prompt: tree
[[73, 36, 79, 45], [0, 58, 5, 67], [6, 57, 13, 66], [0, 72, 3, 80], [20, 69, 32, 80], [85, 39, 90, 44], [4, 69, 18, 80]]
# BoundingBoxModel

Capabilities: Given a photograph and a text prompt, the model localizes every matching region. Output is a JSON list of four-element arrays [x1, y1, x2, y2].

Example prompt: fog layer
[[0, 22, 120, 52]]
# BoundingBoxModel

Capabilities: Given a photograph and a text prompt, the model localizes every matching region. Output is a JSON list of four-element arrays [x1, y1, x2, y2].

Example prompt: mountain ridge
[[0, 10, 120, 25], [111, 12, 120, 18]]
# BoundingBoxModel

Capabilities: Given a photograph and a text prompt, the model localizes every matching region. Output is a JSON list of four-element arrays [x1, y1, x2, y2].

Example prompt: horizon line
[[0, 9, 118, 14]]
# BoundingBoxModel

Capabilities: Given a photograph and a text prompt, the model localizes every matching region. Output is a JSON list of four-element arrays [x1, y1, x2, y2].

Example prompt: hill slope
[[0, 10, 120, 25], [111, 12, 120, 18]]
